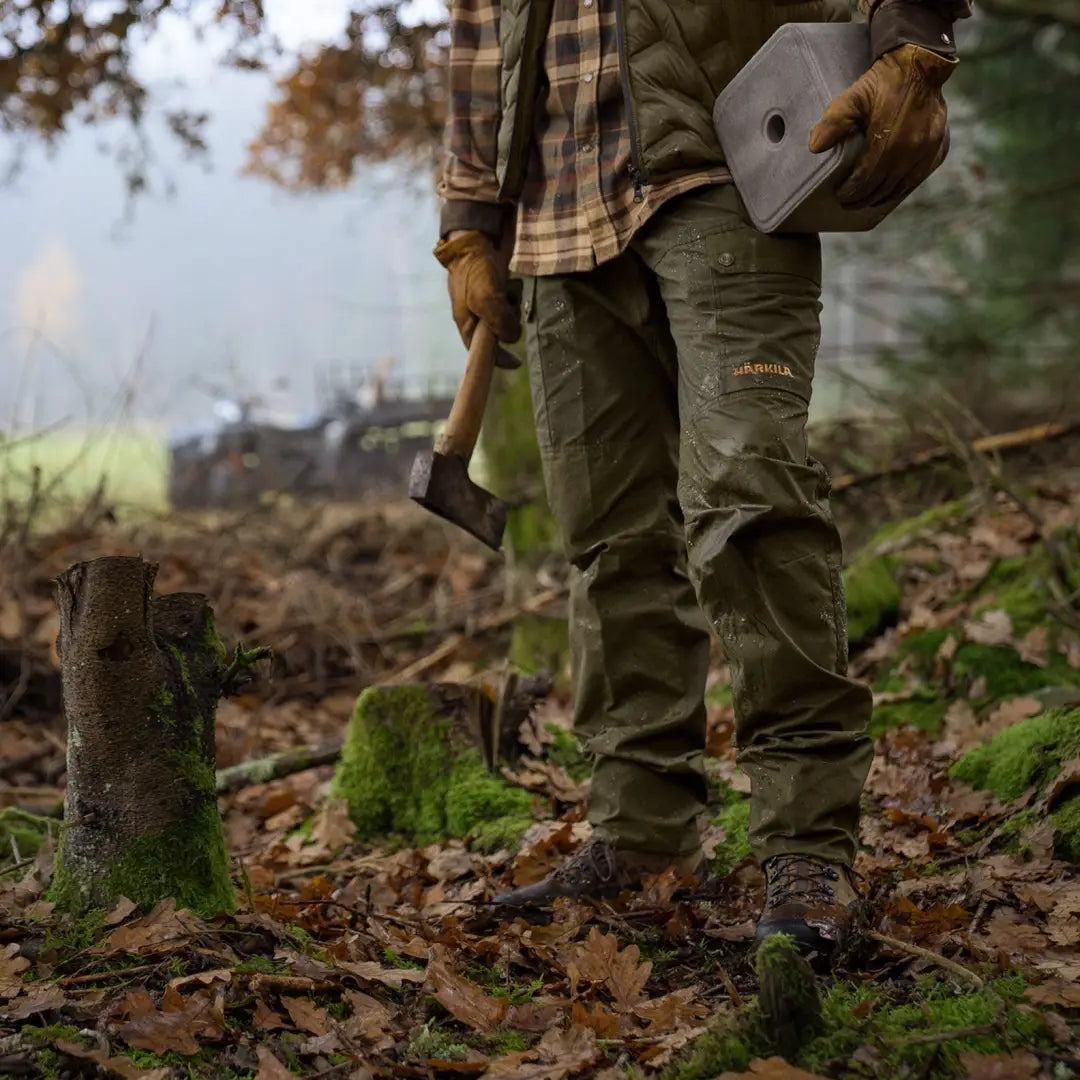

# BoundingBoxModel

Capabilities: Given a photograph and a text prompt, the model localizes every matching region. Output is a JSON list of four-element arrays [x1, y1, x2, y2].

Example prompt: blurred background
[[0, 0, 1076, 509]]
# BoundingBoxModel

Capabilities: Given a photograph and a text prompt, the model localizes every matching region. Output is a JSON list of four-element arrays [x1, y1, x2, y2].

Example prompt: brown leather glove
[[434, 231, 521, 348], [810, 43, 957, 210]]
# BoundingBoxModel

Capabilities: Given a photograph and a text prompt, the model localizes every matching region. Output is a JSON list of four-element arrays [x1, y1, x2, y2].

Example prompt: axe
[[409, 322, 510, 551]]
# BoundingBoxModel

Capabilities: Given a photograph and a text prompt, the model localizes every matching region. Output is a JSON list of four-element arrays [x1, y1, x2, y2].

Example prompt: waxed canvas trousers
[[521, 184, 874, 866]]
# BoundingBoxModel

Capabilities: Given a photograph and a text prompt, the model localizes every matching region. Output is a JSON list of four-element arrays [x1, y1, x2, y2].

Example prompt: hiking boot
[[492, 839, 704, 908], [755, 854, 861, 958]]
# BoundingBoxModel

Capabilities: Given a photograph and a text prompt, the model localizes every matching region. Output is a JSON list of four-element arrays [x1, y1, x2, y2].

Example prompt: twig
[[895, 1025, 994, 1046], [220, 645, 273, 697], [59, 964, 157, 986], [247, 973, 340, 994], [869, 931, 985, 989], [215, 740, 344, 794], [380, 587, 564, 685]]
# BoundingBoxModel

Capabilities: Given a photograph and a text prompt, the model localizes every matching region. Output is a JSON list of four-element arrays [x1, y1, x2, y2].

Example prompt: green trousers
[[522, 185, 873, 866]]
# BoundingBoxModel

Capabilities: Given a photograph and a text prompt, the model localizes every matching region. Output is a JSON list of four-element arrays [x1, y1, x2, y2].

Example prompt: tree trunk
[[51, 556, 235, 917]]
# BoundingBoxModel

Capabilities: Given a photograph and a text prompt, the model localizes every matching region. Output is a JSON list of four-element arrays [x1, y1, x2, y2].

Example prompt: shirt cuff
[[439, 200, 514, 242], [869, 1, 958, 61]]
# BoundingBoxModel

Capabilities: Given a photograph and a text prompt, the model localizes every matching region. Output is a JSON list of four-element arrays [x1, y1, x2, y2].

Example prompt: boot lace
[[551, 840, 617, 888], [764, 854, 840, 909]]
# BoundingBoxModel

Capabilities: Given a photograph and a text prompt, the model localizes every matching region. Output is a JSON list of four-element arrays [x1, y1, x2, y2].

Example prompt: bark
[[51, 556, 235, 917]]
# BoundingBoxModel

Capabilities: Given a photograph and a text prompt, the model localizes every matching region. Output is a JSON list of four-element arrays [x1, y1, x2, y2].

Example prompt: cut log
[[50, 556, 235, 917]]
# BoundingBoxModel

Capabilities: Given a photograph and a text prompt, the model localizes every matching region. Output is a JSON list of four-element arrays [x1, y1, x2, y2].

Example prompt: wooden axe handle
[[435, 322, 499, 463]]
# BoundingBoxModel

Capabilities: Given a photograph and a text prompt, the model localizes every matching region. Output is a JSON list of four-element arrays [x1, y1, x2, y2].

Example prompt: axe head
[[409, 449, 509, 552]]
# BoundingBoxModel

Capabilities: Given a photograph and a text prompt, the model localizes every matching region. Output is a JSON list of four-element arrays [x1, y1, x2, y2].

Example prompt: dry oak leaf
[[0, 983, 67, 1020], [570, 1000, 622, 1038], [0, 943, 30, 997], [282, 994, 332, 1035], [55, 1039, 170, 1080], [960, 1050, 1041, 1079], [310, 797, 357, 852], [565, 927, 652, 1010], [964, 610, 1014, 647], [255, 1045, 297, 1080], [427, 944, 507, 1033], [715, 1057, 831, 1079], [1017, 626, 1049, 668], [336, 958, 426, 988], [486, 1025, 599, 1080], [343, 989, 398, 1045], [252, 996, 289, 1031], [1025, 978, 1080, 1008], [116, 986, 224, 1056], [96, 898, 193, 956], [633, 987, 709, 1034]]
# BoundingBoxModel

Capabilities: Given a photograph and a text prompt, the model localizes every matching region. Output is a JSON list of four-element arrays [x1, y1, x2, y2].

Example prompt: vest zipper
[[613, 0, 646, 203]]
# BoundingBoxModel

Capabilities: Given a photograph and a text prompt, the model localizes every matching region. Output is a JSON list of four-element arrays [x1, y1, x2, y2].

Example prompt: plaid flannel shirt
[[438, 0, 972, 278]]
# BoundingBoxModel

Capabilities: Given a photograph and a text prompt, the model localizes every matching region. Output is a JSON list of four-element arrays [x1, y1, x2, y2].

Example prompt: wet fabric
[[522, 184, 874, 865]]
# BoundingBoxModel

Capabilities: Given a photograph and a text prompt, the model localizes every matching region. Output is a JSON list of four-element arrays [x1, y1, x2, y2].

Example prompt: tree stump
[[51, 556, 235, 917]]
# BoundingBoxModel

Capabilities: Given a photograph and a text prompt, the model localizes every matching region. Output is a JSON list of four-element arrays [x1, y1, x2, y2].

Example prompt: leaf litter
[[0, 489, 1079, 1077]]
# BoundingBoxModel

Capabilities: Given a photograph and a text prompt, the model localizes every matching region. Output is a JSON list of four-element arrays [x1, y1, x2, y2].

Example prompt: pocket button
[[717, 252, 735, 268]]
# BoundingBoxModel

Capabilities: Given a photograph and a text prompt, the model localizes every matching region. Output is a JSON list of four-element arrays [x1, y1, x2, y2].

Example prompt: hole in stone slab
[[765, 112, 786, 144]]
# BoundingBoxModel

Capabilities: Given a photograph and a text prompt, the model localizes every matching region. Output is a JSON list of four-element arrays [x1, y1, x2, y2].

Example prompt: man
[[435, 0, 970, 957]]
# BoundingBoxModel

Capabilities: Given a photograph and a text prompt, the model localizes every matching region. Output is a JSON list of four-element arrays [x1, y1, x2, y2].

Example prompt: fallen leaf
[[964, 610, 1013, 647], [337, 959, 426, 988], [716, 1057, 831, 1079], [570, 1001, 621, 1038], [960, 1050, 1040, 1079], [309, 798, 356, 852], [105, 896, 138, 926], [55, 1039, 170, 1080], [168, 968, 233, 992], [116, 987, 224, 1056], [0, 984, 66, 1019], [1017, 627, 1049, 668], [252, 996, 288, 1031], [282, 994, 331, 1035], [606, 941, 652, 1011], [255, 1045, 296, 1080], [0, 943, 30, 998], [427, 945, 506, 1032], [633, 987, 708, 1033], [97, 899, 191, 956], [343, 990, 397, 1044]]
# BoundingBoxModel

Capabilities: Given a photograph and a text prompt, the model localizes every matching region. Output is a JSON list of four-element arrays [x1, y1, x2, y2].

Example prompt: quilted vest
[[495, 0, 851, 200]]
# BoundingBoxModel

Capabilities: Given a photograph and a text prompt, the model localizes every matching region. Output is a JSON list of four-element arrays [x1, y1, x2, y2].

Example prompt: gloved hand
[[810, 43, 956, 210], [434, 230, 522, 349]]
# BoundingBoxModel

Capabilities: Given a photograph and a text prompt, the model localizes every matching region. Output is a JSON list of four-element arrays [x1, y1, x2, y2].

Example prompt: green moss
[[860, 500, 970, 550], [952, 644, 1080, 702], [710, 789, 751, 878], [0, 807, 54, 867], [51, 802, 235, 918], [488, 1030, 531, 1055], [202, 609, 229, 671], [43, 910, 106, 961], [1051, 792, 1080, 862], [445, 750, 534, 850], [756, 933, 821, 1059], [705, 682, 734, 709], [406, 1020, 469, 1063], [660, 1008, 759, 1080], [972, 534, 1080, 636], [950, 708, 1080, 800], [871, 695, 949, 736], [665, 976, 1052, 1080], [546, 724, 591, 781], [331, 686, 533, 849], [843, 554, 902, 646]]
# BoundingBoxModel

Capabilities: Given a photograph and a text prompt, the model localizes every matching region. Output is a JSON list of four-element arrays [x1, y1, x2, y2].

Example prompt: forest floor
[[0, 451, 1079, 1080]]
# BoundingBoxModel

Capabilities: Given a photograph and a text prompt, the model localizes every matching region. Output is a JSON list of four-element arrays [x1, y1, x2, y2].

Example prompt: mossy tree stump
[[330, 683, 536, 852], [51, 557, 235, 917]]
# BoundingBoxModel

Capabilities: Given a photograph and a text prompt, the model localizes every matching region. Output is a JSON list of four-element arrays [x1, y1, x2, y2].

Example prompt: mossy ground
[[951, 707, 1080, 860], [331, 685, 535, 850], [663, 975, 1054, 1080], [510, 612, 570, 683], [843, 554, 902, 647], [0, 807, 55, 869]]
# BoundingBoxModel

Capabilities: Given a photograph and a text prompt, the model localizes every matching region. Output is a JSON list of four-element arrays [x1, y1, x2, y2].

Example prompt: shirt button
[[941, 32, 951, 43], [583, 0, 593, 6], [718, 253, 735, 267], [583, 72, 594, 83]]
